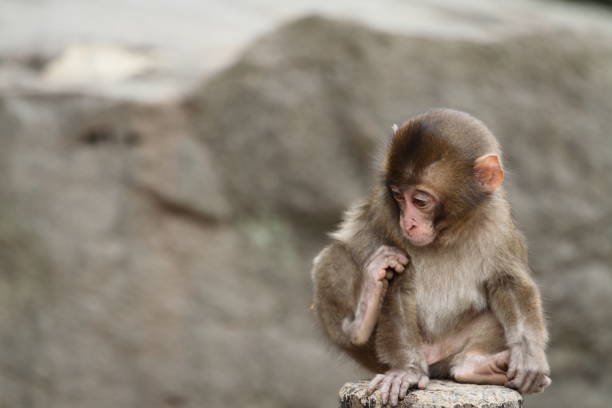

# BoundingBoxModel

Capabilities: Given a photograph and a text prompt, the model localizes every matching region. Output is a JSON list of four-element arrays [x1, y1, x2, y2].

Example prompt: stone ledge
[[339, 380, 523, 408]]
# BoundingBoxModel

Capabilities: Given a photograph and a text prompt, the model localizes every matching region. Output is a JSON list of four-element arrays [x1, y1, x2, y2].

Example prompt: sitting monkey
[[311, 109, 550, 406]]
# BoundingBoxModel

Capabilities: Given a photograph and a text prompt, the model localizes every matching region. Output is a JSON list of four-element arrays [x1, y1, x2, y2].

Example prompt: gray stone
[[189, 14, 612, 408], [3, 8, 612, 408], [339, 381, 522, 408]]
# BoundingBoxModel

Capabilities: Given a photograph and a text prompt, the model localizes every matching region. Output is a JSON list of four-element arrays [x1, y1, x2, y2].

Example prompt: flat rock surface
[[340, 380, 522, 408]]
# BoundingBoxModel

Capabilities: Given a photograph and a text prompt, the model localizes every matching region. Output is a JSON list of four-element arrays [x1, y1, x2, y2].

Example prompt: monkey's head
[[383, 109, 504, 247]]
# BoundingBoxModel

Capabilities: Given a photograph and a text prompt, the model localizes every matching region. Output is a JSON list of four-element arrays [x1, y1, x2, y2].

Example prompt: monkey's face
[[389, 185, 438, 247], [385, 111, 505, 247]]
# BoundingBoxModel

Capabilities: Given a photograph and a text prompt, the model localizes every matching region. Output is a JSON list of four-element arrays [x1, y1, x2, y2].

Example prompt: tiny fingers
[[398, 375, 410, 400], [378, 246, 409, 264], [533, 375, 552, 393], [367, 374, 385, 394], [505, 377, 521, 392], [404, 373, 419, 391], [528, 373, 551, 394], [521, 371, 537, 394], [389, 250, 409, 265], [380, 375, 394, 405], [389, 260, 405, 274], [370, 370, 426, 405], [514, 373, 528, 393], [506, 371, 531, 395], [389, 374, 404, 406], [388, 251, 409, 266], [526, 374, 540, 394], [381, 258, 404, 276], [375, 268, 388, 280]]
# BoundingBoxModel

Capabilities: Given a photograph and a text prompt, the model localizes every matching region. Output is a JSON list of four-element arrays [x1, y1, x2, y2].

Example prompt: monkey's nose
[[404, 223, 419, 238]]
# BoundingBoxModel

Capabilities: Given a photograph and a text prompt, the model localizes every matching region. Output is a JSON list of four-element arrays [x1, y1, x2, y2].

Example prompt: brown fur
[[311, 109, 550, 403]]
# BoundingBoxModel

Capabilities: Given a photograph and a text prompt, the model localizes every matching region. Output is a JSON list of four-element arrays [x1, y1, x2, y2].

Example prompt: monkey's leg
[[422, 313, 503, 366], [452, 350, 552, 392], [448, 346, 551, 393], [451, 350, 509, 385], [444, 313, 551, 393], [435, 312, 507, 385]]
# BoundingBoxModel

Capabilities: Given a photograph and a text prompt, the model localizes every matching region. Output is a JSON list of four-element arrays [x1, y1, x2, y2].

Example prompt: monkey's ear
[[473, 154, 504, 193], [391, 124, 399, 134]]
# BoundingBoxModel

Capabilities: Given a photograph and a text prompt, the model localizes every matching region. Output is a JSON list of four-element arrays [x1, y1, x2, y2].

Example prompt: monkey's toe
[[368, 370, 427, 406], [367, 374, 386, 394]]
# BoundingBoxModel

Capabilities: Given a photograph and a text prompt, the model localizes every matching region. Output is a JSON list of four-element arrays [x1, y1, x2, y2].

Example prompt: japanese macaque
[[311, 109, 550, 406]]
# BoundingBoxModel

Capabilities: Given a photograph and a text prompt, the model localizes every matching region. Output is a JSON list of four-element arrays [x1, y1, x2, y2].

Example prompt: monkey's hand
[[342, 246, 409, 346], [367, 367, 429, 406], [505, 342, 551, 394], [363, 245, 409, 286]]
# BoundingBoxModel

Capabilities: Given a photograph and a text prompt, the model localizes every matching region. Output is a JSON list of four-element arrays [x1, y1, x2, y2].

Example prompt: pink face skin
[[390, 185, 438, 247]]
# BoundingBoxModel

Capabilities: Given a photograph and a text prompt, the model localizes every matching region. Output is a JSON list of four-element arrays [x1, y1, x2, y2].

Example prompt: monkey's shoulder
[[328, 199, 373, 242]]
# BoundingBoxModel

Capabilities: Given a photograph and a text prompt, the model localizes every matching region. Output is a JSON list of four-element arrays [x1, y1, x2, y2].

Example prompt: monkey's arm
[[376, 275, 428, 372], [486, 253, 550, 394], [368, 275, 429, 405], [311, 241, 407, 347]]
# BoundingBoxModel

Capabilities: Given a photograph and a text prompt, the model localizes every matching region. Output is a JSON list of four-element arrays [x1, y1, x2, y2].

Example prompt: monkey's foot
[[367, 369, 429, 406], [452, 349, 551, 394], [452, 351, 509, 387]]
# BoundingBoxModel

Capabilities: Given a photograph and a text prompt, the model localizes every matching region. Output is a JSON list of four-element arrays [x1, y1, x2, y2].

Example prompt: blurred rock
[[43, 44, 156, 86], [0, 92, 348, 408], [189, 15, 612, 408], [1, 11, 612, 408]]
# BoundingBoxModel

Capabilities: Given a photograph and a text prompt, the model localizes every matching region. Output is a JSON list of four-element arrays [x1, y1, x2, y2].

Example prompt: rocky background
[[1, 1, 612, 408]]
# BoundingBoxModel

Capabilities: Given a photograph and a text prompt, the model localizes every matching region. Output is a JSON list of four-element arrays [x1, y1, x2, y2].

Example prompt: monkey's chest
[[411, 257, 488, 338]]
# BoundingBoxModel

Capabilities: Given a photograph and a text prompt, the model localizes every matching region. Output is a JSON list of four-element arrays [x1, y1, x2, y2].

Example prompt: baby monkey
[[311, 109, 550, 406]]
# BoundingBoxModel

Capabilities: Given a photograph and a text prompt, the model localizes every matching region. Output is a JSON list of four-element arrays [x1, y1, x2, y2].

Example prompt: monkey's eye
[[412, 191, 431, 209], [390, 187, 404, 202], [413, 198, 427, 208]]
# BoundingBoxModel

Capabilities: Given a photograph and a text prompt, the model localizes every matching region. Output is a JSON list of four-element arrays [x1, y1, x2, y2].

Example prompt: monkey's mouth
[[400, 218, 436, 246], [402, 230, 436, 247]]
